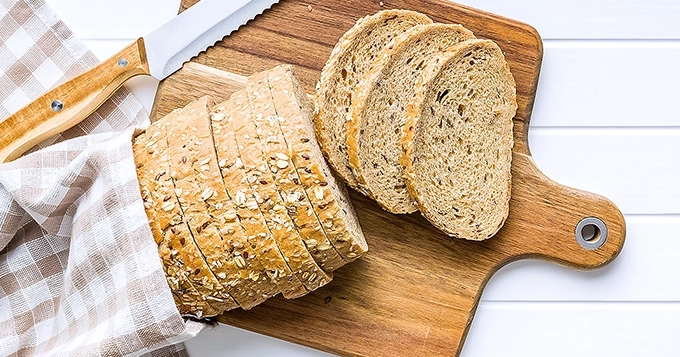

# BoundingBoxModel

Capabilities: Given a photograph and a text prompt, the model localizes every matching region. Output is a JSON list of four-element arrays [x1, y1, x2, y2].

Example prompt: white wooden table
[[45, 0, 680, 355]]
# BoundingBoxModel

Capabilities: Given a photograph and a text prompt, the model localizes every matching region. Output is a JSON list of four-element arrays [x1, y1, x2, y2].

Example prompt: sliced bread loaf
[[401, 39, 517, 240], [134, 111, 236, 317], [347, 24, 475, 214], [315, 10, 432, 192], [229, 89, 332, 292], [165, 96, 279, 309], [247, 71, 346, 273], [211, 100, 308, 299], [268, 65, 367, 262]]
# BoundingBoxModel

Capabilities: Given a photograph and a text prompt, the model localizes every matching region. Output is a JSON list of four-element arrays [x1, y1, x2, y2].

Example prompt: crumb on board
[[307, 4, 312, 11]]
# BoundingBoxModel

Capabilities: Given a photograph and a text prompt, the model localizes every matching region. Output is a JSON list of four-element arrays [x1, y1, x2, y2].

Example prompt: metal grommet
[[51, 99, 64, 112], [575, 217, 608, 250]]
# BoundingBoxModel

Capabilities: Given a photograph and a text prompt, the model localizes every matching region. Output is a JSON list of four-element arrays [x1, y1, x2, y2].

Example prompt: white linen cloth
[[0, 0, 204, 355]]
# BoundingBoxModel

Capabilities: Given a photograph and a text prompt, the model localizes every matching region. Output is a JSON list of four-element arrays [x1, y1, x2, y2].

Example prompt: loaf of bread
[[164, 96, 279, 310], [401, 39, 516, 240], [211, 99, 308, 300], [268, 65, 368, 262], [134, 102, 237, 317], [134, 71, 371, 316], [314, 10, 432, 192], [347, 24, 475, 214], [221, 89, 329, 294], [246, 72, 338, 286]]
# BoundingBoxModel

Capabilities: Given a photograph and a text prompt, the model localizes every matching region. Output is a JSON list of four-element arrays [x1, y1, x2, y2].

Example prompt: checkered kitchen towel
[[0, 0, 204, 355]]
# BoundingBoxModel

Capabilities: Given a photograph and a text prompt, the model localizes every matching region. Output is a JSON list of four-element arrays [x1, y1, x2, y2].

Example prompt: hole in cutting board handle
[[575, 217, 608, 250]]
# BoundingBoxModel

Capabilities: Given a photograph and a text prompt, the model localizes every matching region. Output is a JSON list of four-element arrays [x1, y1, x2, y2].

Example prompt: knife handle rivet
[[51, 100, 64, 112], [118, 58, 128, 68]]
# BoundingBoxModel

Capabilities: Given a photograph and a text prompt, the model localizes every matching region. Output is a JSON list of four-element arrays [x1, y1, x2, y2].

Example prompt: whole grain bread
[[166, 96, 279, 309], [401, 39, 516, 240], [268, 65, 367, 262], [211, 100, 308, 299], [248, 71, 346, 273], [133, 110, 237, 317], [133, 131, 189, 314], [315, 10, 432, 192], [347, 24, 475, 214], [229, 89, 331, 292]]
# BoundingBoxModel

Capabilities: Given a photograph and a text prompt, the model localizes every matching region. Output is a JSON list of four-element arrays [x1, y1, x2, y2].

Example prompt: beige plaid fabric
[[0, 0, 204, 355]]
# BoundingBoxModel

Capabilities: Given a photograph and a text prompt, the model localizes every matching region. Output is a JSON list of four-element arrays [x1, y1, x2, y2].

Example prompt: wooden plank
[[152, 1, 626, 355], [186, 302, 680, 357], [483, 215, 680, 301], [529, 128, 680, 214], [456, 0, 680, 40], [51, 0, 680, 41], [531, 45, 680, 127], [46, 0, 177, 40], [464, 301, 680, 357]]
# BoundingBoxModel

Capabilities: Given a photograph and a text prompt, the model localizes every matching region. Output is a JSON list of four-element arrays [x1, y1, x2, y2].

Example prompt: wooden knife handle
[[0, 38, 150, 163]]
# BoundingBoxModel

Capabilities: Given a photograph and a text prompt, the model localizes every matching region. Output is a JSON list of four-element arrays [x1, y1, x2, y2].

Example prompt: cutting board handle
[[0, 39, 149, 163], [486, 152, 626, 270]]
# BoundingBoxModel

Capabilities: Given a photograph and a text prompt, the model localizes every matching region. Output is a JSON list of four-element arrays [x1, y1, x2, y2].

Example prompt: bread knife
[[0, 0, 279, 163]]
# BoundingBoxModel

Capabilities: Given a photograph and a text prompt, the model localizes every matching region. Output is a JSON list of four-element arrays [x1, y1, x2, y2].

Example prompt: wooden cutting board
[[151, 1, 626, 356]]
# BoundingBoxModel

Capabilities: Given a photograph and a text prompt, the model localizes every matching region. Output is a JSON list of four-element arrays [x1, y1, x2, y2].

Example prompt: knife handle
[[0, 38, 150, 163]]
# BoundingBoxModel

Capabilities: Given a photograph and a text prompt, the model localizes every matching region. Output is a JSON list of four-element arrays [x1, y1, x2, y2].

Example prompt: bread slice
[[165, 96, 279, 309], [133, 112, 237, 317], [347, 24, 475, 214], [315, 10, 432, 191], [133, 131, 194, 315], [229, 89, 331, 292], [211, 100, 308, 299], [268, 65, 368, 262], [247, 71, 346, 273], [133, 132, 166, 247], [401, 39, 516, 240]]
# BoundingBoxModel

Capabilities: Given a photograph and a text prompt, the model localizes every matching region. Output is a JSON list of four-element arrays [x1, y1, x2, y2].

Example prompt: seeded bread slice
[[133, 132, 165, 247], [248, 71, 346, 273], [133, 132, 189, 314], [401, 39, 516, 240], [268, 65, 367, 263], [134, 115, 236, 317], [347, 24, 475, 214], [315, 10, 432, 191], [211, 101, 307, 299], [155, 115, 239, 315], [166, 96, 279, 309], [230, 89, 331, 291]]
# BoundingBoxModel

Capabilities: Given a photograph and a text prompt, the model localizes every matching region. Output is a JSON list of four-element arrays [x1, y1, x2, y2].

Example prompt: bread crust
[[211, 99, 308, 299], [133, 132, 188, 313], [231, 88, 331, 292], [401, 39, 516, 240], [134, 107, 237, 317], [347, 24, 475, 214], [247, 71, 346, 274], [269, 65, 367, 262], [315, 9, 432, 192], [166, 96, 280, 310]]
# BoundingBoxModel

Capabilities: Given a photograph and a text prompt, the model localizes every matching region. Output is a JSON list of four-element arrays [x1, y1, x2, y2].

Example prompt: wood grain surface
[[151, 1, 626, 356]]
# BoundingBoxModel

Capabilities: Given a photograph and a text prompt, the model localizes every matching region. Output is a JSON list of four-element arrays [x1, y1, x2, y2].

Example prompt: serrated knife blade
[[0, 0, 279, 163], [144, 0, 277, 79]]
